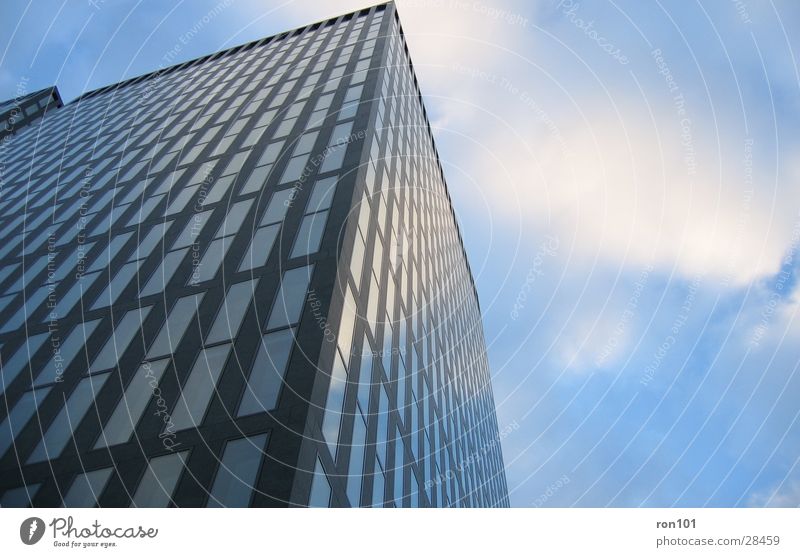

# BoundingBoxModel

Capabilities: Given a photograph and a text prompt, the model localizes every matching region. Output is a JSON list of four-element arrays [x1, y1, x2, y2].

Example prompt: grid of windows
[[0, 2, 507, 508]]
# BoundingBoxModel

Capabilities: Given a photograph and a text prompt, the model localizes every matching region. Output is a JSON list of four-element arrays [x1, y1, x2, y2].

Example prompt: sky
[[2, 0, 799, 507]]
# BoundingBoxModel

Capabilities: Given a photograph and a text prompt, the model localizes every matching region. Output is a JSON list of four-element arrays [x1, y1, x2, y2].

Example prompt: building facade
[[0, 2, 509, 508]]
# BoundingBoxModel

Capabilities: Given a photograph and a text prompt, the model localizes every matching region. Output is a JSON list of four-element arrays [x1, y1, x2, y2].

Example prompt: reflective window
[[130, 451, 188, 507], [0, 333, 48, 393], [206, 434, 268, 507], [321, 349, 348, 454], [172, 210, 213, 250], [0, 387, 52, 457], [35, 319, 102, 386], [90, 307, 152, 372], [345, 410, 367, 507], [147, 293, 204, 359], [62, 468, 113, 507], [0, 483, 41, 507], [170, 343, 231, 431], [308, 458, 331, 507], [265, 264, 314, 330], [140, 248, 188, 296], [237, 328, 294, 416], [259, 189, 293, 226], [94, 359, 170, 448], [238, 223, 279, 272], [206, 279, 258, 344], [91, 260, 142, 310], [27, 373, 110, 463]]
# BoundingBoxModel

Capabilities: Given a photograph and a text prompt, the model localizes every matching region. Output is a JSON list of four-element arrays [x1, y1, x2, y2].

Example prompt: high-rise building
[[0, 2, 509, 508]]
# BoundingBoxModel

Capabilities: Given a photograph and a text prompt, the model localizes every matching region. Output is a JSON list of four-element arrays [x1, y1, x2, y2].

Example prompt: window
[[147, 293, 204, 358], [190, 237, 230, 284], [213, 199, 253, 239], [170, 343, 232, 431], [394, 428, 404, 506], [338, 285, 359, 358], [140, 248, 188, 296], [94, 359, 170, 448], [62, 468, 113, 507], [128, 222, 172, 262], [0, 483, 41, 507], [308, 457, 331, 507], [291, 209, 327, 259], [130, 451, 188, 507], [319, 143, 346, 173], [164, 185, 199, 215], [346, 410, 367, 507], [88, 231, 133, 272], [206, 434, 268, 507], [34, 319, 102, 386], [0, 333, 48, 394], [321, 349, 348, 454], [90, 307, 152, 372], [265, 264, 314, 330], [46, 271, 102, 320], [238, 223, 279, 272], [27, 373, 110, 463], [0, 387, 52, 458], [260, 188, 293, 225], [90, 260, 142, 310], [237, 328, 294, 416], [172, 210, 213, 249], [206, 279, 258, 344]]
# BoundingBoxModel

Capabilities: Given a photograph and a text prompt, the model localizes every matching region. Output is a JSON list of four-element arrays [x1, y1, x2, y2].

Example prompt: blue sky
[[2, 0, 799, 507]]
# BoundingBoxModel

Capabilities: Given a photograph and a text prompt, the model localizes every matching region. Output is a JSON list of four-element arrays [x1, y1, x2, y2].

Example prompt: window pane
[[62, 468, 112, 507], [140, 248, 188, 297], [90, 307, 152, 372], [88, 231, 133, 272], [27, 373, 110, 463], [321, 349, 348, 453], [202, 174, 235, 205], [94, 359, 169, 448], [171, 210, 212, 249], [265, 264, 313, 330], [164, 185, 199, 215], [308, 458, 331, 507], [90, 260, 142, 310], [280, 155, 309, 184], [238, 224, 279, 272], [147, 293, 204, 358], [319, 143, 346, 173], [346, 412, 367, 507], [206, 434, 268, 507], [0, 483, 41, 507], [259, 189, 293, 226], [190, 237, 230, 284], [129, 222, 172, 262], [170, 343, 231, 431], [0, 387, 52, 457], [237, 328, 294, 416], [289, 211, 327, 258], [206, 279, 258, 344], [307, 176, 337, 212], [240, 164, 271, 196], [34, 319, 102, 386], [214, 199, 253, 239], [130, 451, 187, 507], [0, 333, 48, 394], [46, 271, 101, 319]]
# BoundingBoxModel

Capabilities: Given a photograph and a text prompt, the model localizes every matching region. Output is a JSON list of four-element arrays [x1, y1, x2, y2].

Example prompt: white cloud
[[749, 479, 800, 507]]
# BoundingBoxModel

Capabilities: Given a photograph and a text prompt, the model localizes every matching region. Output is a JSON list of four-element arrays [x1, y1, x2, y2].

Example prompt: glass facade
[[0, 2, 508, 507]]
